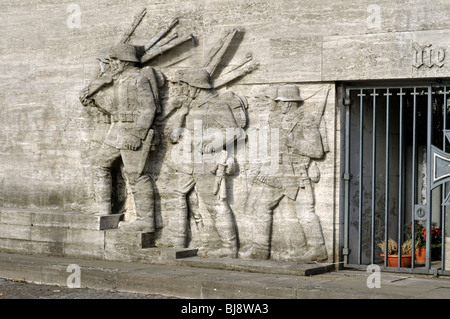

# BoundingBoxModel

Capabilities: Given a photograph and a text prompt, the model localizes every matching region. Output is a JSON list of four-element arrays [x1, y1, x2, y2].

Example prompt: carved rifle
[[212, 54, 259, 89], [144, 18, 179, 51], [203, 28, 240, 77], [140, 34, 194, 64], [120, 7, 147, 44]]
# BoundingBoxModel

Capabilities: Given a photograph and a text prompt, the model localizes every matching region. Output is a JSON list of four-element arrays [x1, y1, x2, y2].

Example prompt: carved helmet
[[108, 43, 140, 63], [274, 85, 304, 102], [172, 68, 212, 89]]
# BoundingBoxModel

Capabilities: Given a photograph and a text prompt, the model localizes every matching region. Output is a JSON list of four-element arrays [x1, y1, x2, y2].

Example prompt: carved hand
[[256, 172, 268, 183], [123, 135, 142, 151], [79, 87, 92, 106], [193, 212, 203, 224], [169, 127, 183, 143], [203, 142, 214, 154], [285, 132, 295, 146]]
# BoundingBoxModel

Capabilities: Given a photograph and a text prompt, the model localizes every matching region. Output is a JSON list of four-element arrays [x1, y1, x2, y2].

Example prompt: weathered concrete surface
[[0, 278, 176, 299], [0, 207, 199, 263], [322, 29, 450, 81], [1, 252, 450, 299], [2, 0, 450, 266], [175, 256, 334, 276]]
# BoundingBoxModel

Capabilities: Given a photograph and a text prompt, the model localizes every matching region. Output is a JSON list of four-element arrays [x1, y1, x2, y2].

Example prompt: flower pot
[[415, 247, 426, 263], [380, 254, 412, 267]]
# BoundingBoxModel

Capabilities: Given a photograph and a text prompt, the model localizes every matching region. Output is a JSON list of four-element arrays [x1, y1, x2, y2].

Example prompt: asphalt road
[[0, 278, 178, 299]]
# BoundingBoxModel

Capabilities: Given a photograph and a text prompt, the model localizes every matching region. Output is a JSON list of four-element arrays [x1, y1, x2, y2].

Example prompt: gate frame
[[339, 81, 450, 276]]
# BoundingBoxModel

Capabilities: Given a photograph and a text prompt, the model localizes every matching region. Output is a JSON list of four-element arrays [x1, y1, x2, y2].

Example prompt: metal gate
[[342, 84, 450, 275]]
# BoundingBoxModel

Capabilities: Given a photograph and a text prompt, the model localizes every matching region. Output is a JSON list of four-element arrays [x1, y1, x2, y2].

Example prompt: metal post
[[426, 86, 433, 269], [443, 86, 447, 271], [411, 87, 417, 268], [371, 89, 377, 264], [343, 89, 351, 265], [398, 88, 405, 267], [358, 89, 364, 264], [384, 89, 391, 267]]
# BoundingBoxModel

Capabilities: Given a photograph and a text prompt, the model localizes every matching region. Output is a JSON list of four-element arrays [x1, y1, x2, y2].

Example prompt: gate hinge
[[342, 248, 350, 256]]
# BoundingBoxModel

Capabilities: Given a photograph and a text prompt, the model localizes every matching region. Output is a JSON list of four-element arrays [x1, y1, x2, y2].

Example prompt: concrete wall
[[1, 0, 450, 262]]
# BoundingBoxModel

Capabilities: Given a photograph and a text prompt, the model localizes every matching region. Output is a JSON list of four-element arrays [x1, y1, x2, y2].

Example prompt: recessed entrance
[[342, 84, 450, 275]]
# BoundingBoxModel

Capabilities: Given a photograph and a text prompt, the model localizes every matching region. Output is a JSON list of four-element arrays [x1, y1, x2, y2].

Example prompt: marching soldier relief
[[77, 9, 331, 261], [55, 9, 328, 262], [239, 85, 330, 262]]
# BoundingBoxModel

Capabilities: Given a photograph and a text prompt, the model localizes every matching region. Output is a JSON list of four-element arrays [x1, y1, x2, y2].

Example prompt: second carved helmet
[[172, 68, 212, 89], [108, 43, 140, 63], [274, 85, 304, 102]]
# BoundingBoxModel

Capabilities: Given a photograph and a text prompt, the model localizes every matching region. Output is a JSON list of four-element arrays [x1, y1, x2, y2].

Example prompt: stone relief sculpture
[[163, 68, 240, 258], [79, 9, 190, 233], [78, 10, 330, 262], [239, 85, 330, 262], [79, 43, 164, 232], [160, 29, 257, 258]]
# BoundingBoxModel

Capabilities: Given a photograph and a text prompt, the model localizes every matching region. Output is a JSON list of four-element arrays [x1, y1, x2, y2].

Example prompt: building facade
[[1, 0, 450, 274]]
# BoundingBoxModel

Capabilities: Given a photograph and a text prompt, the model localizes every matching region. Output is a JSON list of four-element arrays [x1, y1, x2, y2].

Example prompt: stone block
[[30, 226, 104, 245], [0, 208, 33, 226], [0, 223, 30, 240], [63, 243, 105, 260], [104, 230, 155, 262], [322, 29, 450, 81], [0, 238, 33, 255], [322, 32, 413, 81]]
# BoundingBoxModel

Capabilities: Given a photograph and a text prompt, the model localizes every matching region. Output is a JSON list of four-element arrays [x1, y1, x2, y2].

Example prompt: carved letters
[[413, 42, 445, 69]]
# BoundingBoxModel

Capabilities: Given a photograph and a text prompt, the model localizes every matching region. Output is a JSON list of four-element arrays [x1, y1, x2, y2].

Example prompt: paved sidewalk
[[0, 277, 176, 299], [0, 251, 450, 299]]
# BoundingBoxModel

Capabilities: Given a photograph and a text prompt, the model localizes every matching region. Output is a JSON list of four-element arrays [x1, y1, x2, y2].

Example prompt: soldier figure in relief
[[164, 67, 244, 258], [240, 84, 328, 262], [79, 43, 164, 233]]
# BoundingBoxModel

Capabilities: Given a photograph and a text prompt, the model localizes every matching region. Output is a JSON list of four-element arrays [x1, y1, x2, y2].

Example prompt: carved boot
[[209, 211, 238, 258], [120, 177, 155, 233], [92, 170, 113, 215], [238, 213, 272, 260], [172, 194, 189, 248], [300, 213, 328, 262]]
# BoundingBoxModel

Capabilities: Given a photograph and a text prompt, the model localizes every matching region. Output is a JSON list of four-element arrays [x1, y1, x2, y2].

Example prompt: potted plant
[[378, 238, 413, 267], [406, 222, 426, 263], [406, 222, 442, 263], [428, 223, 443, 260]]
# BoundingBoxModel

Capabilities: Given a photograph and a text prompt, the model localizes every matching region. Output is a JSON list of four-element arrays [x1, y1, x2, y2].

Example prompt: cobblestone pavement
[[0, 278, 178, 299]]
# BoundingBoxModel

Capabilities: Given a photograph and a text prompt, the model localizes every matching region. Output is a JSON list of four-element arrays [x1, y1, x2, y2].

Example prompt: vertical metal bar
[[358, 89, 364, 265], [443, 86, 447, 271], [371, 89, 377, 264], [384, 89, 390, 268], [411, 87, 417, 268], [343, 89, 351, 266], [426, 86, 433, 269], [398, 88, 404, 267]]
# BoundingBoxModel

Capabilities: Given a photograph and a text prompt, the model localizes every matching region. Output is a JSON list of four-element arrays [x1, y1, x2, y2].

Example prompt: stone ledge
[[175, 256, 334, 276], [0, 207, 123, 230], [0, 208, 332, 277]]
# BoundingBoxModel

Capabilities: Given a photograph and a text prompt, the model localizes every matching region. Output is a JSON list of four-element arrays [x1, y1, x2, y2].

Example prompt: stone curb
[[2, 252, 450, 299]]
